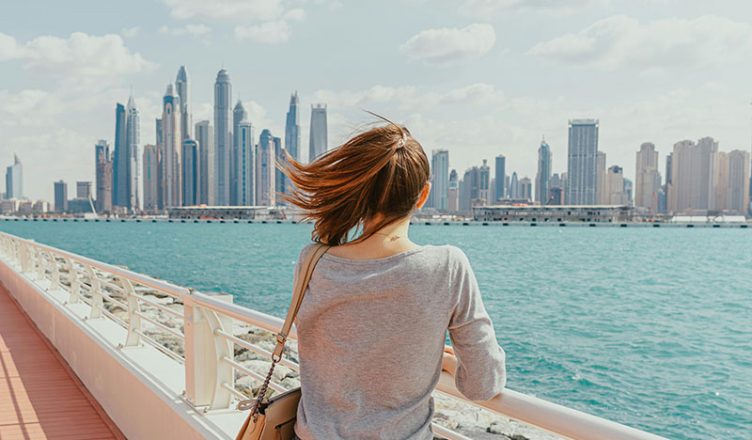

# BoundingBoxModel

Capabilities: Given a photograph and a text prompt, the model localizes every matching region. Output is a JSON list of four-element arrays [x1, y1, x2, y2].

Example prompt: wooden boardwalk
[[0, 285, 124, 439]]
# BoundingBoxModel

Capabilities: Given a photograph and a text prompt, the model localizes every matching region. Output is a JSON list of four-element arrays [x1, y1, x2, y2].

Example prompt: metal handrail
[[0, 231, 666, 440]]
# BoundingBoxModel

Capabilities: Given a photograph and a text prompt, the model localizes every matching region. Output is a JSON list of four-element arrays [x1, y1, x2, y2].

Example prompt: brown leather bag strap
[[272, 243, 329, 360]]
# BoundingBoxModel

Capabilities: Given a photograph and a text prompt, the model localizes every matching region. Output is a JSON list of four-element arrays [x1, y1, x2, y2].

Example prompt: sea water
[[1, 221, 750, 440]]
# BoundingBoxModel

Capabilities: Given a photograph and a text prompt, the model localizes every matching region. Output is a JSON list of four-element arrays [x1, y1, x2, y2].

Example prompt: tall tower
[[256, 129, 276, 206], [479, 159, 490, 204], [494, 155, 505, 201], [160, 84, 182, 208], [54, 180, 68, 213], [175, 66, 192, 141], [142, 144, 158, 212], [309, 104, 328, 162], [182, 139, 199, 206], [214, 69, 232, 205], [5, 154, 22, 199], [536, 138, 552, 205], [113, 103, 127, 207], [285, 92, 301, 161], [95, 141, 112, 213], [448, 169, 459, 212], [126, 95, 140, 211], [566, 119, 599, 205], [232, 100, 248, 205], [428, 150, 449, 211], [635, 142, 661, 215], [195, 121, 214, 205]]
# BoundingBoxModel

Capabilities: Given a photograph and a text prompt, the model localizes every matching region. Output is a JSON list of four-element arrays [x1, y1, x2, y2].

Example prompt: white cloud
[[163, 0, 285, 22], [528, 15, 752, 70], [121, 26, 141, 38], [461, 0, 608, 16], [0, 32, 154, 78], [158, 24, 212, 37], [234, 21, 291, 44], [400, 24, 496, 66]]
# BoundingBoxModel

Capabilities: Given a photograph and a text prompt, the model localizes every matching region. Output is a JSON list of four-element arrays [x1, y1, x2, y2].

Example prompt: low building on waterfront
[[473, 204, 634, 223], [167, 205, 288, 220]]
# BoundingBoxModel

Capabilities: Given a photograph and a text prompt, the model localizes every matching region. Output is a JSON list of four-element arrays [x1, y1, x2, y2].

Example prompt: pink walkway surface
[[0, 284, 124, 439]]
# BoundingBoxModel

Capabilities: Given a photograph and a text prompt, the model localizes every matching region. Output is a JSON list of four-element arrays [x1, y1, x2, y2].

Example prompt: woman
[[283, 121, 506, 440]]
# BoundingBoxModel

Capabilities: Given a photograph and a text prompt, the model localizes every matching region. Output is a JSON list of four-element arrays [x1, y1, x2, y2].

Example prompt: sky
[[1, 0, 752, 201]]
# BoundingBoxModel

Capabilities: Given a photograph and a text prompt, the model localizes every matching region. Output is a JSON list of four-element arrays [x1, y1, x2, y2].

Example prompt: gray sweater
[[293, 244, 506, 440]]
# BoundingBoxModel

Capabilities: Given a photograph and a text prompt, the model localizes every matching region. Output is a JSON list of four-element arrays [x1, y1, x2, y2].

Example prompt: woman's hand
[[442, 345, 457, 375]]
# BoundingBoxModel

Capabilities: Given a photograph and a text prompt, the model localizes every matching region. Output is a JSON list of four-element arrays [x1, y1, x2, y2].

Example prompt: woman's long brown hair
[[281, 120, 430, 246]]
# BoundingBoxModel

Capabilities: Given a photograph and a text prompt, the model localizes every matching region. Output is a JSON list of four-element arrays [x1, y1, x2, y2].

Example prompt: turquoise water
[[1, 221, 750, 440]]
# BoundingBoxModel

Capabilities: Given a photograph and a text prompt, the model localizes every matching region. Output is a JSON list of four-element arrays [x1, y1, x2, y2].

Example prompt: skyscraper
[[175, 66, 192, 141], [428, 150, 449, 211], [195, 121, 214, 205], [535, 138, 552, 205], [509, 172, 519, 199], [448, 169, 459, 212], [566, 119, 599, 205], [604, 165, 627, 205], [596, 151, 607, 205], [5, 154, 22, 199], [273, 136, 285, 201], [126, 96, 140, 211], [256, 129, 276, 206], [113, 103, 127, 207], [182, 139, 199, 206], [479, 160, 490, 205], [668, 138, 718, 214], [635, 142, 661, 215], [214, 69, 232, 205], [95, 141, 112, 213], [160, 84, 182, 208], [285, 92, 301, 162], [309, 104, 328, 162], [142, 144, 158, 212], [494, 155, 505, 201], [76, 181, 92, 199], [54, 180, 67, 213], [725, 150, 751, 214], [519, 177, 532, 201], [232, 100, 248, 205], [236, 121, 254, 205]]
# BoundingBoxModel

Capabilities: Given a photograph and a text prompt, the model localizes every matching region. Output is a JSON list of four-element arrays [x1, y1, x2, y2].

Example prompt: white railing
[[0, 231, 666, 440]]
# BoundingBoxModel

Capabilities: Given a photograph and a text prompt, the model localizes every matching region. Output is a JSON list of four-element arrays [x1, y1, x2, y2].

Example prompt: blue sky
[[2, 0, 752, 200]]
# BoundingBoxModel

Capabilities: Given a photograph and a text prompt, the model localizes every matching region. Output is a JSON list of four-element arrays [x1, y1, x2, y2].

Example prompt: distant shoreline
[[1, 216, 749, 228]]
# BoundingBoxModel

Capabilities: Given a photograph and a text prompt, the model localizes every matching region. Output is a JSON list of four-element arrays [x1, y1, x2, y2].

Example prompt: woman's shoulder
[[421, 244, 471, 267]]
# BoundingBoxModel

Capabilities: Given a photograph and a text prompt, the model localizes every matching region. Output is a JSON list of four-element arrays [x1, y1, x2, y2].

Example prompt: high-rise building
[[494, 155, 505, 201], [448, 169, 459, 212], [195, 121, 214, 205], [76, 181, 92, 200], [509, 172, 519, 199], [126, 96, 140, 211], [236, 121, 254, 205], [214, 69, 232, 205], [5, 154, 22, 199], [663, 152, 673, 213], [428, 150, 449, 211], [160, 84, 182, 208], [273, 136, 285, 201], [479, 160, 490, 204], [113, 103, 127, 207], [549, 173, 563, 205], [182, 139, 199, 206], [668, 138, 719, 214], [142, 144, 158, 212], [596, 151, 607, 205], [604, 165, 627, 205], [285, 92, 301, 162], [519, 177, 532, 201], [256, 129, 276, 206], [175, 66, 192, 141], [232, 100, 248, 205], [536, 138, 552, 205], [309, 104, 328, 162], [566, 119, 599, 205], [725, 150, 751, 214], [635, 142, 661, 215], [54, 180, 67, 213], [95, 141, 112, 213]]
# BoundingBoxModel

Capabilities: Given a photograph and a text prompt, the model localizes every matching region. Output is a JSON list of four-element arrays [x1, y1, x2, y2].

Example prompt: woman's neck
[[327, 216, 420, 260]]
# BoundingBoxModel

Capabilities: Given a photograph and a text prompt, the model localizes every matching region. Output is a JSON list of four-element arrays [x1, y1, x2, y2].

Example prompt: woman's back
[[294, 244, 506, 440]]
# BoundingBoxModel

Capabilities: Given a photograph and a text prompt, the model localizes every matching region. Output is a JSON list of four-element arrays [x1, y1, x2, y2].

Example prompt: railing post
[[184, 291, 234, 410], [49, 253, 62, 290], [86, 265, 104, 319], [65, 258, 81, 304], [121, 278, 142, 347], [19, 243, 31, 273], [34, 248, 45, 280]]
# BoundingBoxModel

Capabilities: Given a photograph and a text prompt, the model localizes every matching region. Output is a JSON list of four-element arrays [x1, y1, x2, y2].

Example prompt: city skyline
[[2, 2, 752, 201]]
